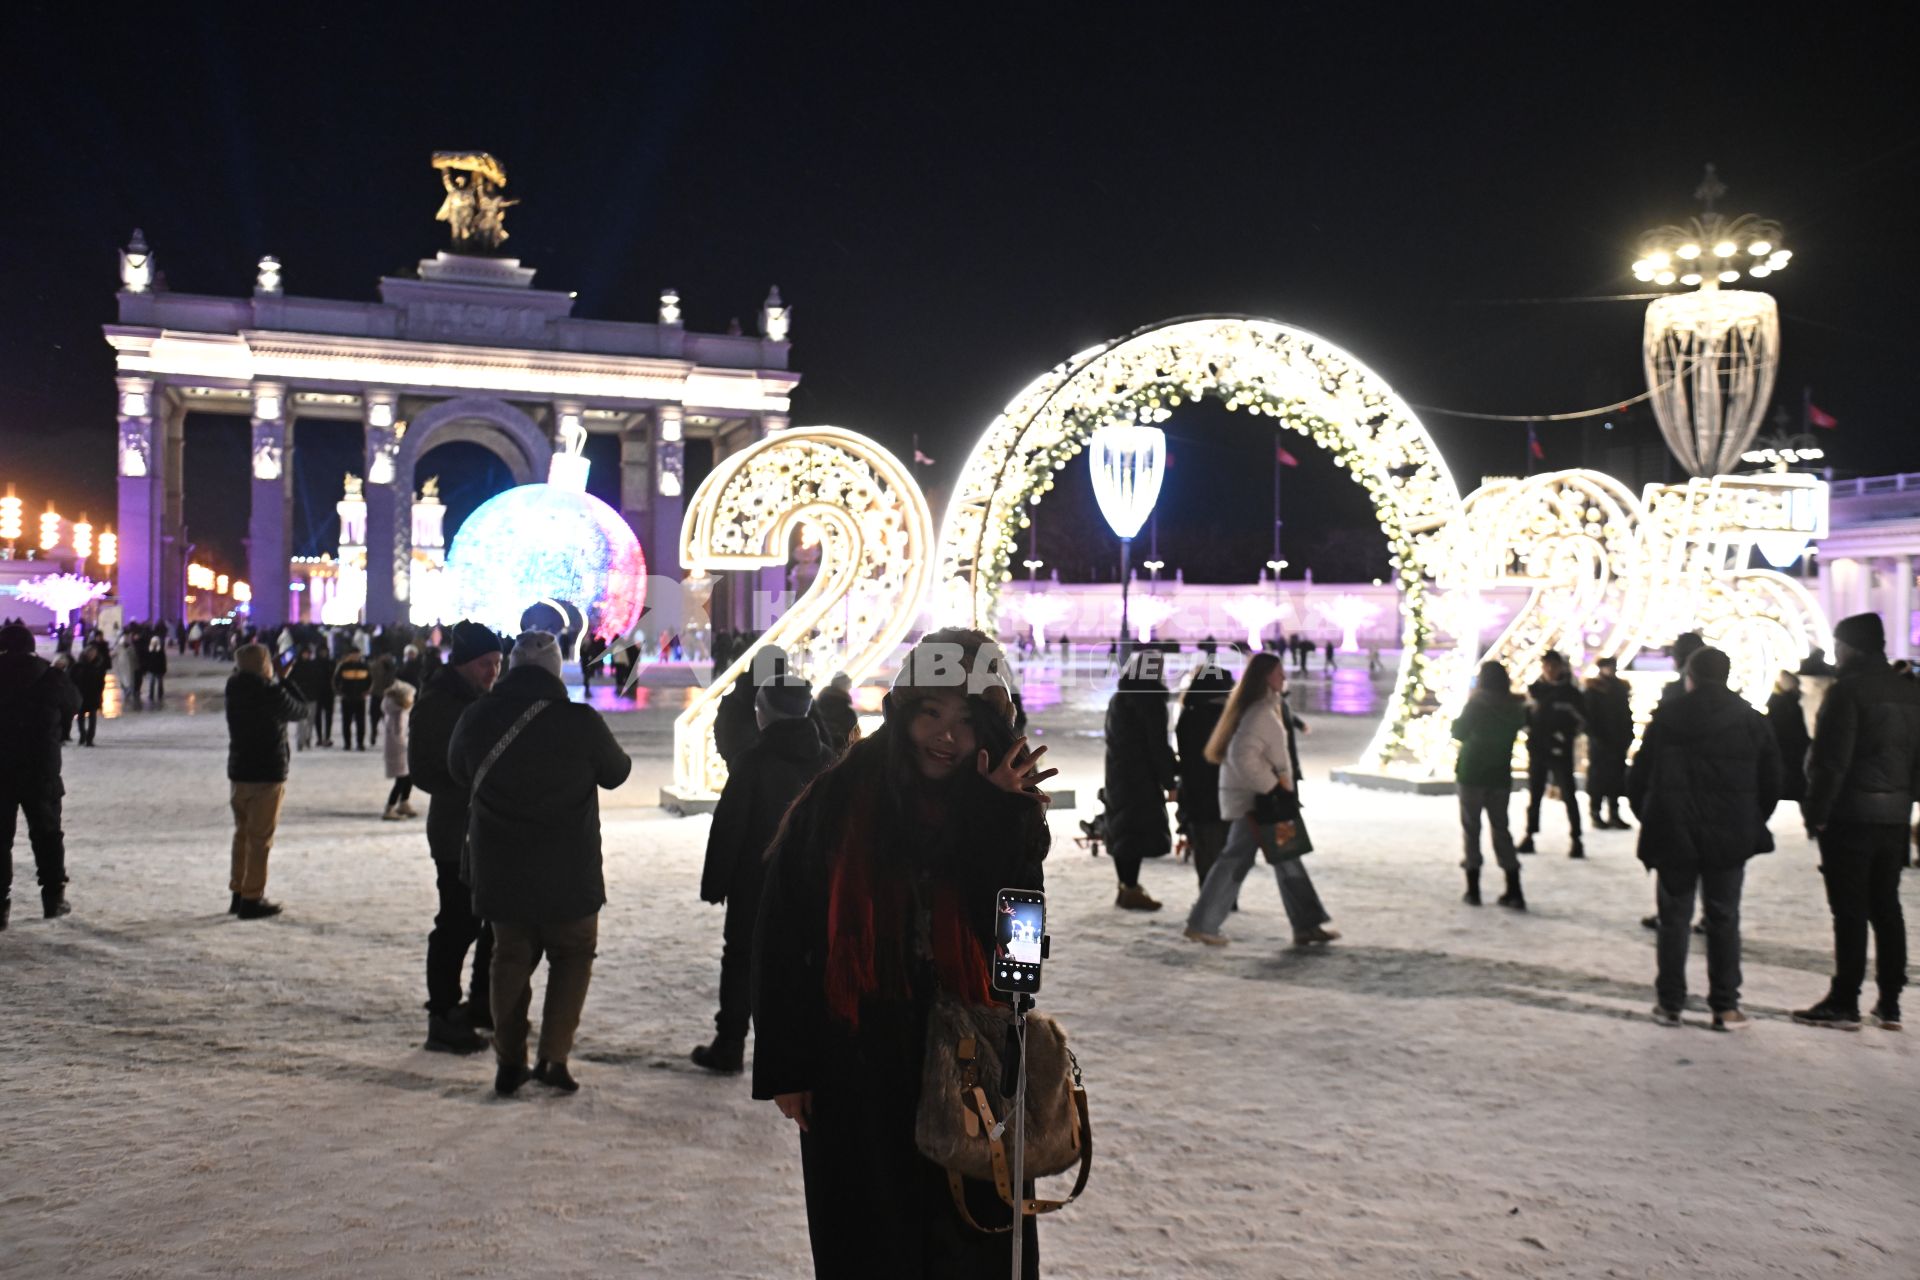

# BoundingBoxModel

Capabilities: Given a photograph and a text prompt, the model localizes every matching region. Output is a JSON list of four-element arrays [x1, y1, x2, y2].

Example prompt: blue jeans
[[1186, 815, 1329, 937]]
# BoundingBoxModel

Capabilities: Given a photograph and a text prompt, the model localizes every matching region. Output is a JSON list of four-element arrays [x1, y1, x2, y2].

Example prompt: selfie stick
[[1006, 990, 1032, 1280]]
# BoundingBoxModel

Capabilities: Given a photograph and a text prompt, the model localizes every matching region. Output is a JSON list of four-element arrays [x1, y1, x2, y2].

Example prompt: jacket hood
[[491, 663, 569, 701], [761, 715, 828, 762]]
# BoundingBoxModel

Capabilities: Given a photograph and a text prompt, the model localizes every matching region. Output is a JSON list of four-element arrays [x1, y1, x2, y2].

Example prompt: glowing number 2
[[673, 427, 936, 796]]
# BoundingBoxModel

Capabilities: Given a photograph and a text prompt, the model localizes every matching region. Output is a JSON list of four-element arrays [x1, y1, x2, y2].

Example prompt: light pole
[[1264, 559, 1287, 648], [1143, 559, 1165, 592], [1088, 423, 1167, 652]]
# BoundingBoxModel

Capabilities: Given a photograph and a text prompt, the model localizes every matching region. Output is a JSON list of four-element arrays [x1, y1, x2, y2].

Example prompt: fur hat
[[449, 620, 504, 667], [1833, 612, 1885, 654], [508, 630, 563, 680], [888, 628, 1014, 725]]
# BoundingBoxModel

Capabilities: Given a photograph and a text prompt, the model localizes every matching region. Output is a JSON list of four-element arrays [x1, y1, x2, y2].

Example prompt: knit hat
[[449, 620, 504, 667], [0, 623, 32, 655], [508, 630, 563, 680], [1833, 612, 1885, 654], [755, 678, 814, 722]]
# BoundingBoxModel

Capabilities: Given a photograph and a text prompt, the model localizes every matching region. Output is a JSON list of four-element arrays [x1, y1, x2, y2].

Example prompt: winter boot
[[1609, 801, 1631, 831], [691, 1039, 746, 1075], [1870, 998, 1903, 1031], [494, 1061, 531, 1097], [235, 897, 283, 920], [382, 804, 402, 821], [1515, 833, 1537, 855], [1, 896, 9, 931], [229, 893, 242, 915], [1497, 869, 1527, 911], [533, 1060, 580, 1093], [456, 999, 493, 1032], [1569, 837, 1585, 860], [399, 802, 420, 818], [1115, 884, 1163, 911], [425, 1011, 488, 1055], [1463, 868, 1482, 906], [42, 886, 71, 919]]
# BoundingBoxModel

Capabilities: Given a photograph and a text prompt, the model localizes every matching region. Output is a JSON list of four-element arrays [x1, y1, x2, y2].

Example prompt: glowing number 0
[[672, 427, 936, 797]]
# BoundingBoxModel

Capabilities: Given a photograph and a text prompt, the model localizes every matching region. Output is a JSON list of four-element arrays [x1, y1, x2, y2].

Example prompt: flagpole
[[1272, 433, 1283, 569]]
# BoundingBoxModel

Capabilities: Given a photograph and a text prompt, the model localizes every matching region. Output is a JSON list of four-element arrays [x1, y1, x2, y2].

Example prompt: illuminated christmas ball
[[446, 463, 646, 645]]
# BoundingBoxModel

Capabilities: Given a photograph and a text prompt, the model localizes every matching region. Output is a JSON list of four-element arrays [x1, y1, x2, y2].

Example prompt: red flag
[[1527, 423, 1546, 460], [1275, 444, 1300, 467], [1808, 403, 1839, 430]]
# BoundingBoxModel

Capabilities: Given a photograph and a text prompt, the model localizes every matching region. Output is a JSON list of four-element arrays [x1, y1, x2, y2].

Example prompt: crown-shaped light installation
[[1633, 165, 1790, 290]]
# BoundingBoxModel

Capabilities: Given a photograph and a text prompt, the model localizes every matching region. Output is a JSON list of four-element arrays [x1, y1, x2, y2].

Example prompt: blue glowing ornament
[[445, 451, 647, 645]]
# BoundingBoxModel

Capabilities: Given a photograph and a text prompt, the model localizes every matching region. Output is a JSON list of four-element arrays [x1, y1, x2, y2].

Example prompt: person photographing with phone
[[752, 629, 1054, 1277]]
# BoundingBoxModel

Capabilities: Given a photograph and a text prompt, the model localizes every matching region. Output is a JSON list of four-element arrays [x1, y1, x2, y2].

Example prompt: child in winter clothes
[[382, 680, 417, 820]]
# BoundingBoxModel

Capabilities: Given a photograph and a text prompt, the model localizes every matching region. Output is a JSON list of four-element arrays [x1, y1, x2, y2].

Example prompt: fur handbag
[[915, 994, 1092, 1232]]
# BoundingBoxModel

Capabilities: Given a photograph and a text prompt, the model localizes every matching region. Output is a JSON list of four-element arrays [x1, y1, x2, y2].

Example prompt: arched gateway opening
[[934, 315, 1473, 777]]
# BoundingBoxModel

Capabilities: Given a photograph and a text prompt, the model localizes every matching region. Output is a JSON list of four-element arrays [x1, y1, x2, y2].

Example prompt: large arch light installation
[[935, 315, 1471, 776], [673, 427, 936, 796]]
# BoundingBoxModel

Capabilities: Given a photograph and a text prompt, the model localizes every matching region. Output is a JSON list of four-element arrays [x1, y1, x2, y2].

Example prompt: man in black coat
[[1629, 647, 1781, 1029], [409, 621, 505, 1055], [223, 643, 311, 919], [1519, 650, 1587, 857], [693, 676, 835, 1075], [1584, 657, 1633, 830], [1103, 647, 1177, 911], [1792, 612, 1920, 1031], [332, 646, 372, 750], [288, 645, 334, 747], [451, 630, 631, 1095], [1, 624, 82, 927]]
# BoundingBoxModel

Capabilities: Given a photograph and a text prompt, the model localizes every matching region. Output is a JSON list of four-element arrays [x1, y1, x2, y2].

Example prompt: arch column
[[246, 382, 291, 627], [114, 377, 161, 621], [363, 391, 406, 625]]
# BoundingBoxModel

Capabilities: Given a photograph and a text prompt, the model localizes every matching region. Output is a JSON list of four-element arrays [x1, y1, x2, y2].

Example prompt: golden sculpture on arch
[[432, 151, 518, 252]]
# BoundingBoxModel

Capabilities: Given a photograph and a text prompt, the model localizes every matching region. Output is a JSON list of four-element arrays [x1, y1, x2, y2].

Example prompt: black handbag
[[1250, 784, 1299, 825]]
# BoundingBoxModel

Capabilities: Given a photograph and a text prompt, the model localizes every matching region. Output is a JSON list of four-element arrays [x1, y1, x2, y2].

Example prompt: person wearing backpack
[[449, 631, 631, 1096]]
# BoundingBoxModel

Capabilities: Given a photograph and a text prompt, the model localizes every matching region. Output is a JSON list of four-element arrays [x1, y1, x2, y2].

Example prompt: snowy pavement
[[3, 656, 1915, 1279]]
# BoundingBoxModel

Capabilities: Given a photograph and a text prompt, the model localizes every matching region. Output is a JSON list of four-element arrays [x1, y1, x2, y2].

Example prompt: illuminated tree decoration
[[934, 315, 1470, 777], [445, 453, 647, 648], [675, 427, 935, 797], [1002, 590, 1073, 651], [1223, 594, 1292, 652], [11, 573, 111, 627], [1315, 593, 1383, 652]]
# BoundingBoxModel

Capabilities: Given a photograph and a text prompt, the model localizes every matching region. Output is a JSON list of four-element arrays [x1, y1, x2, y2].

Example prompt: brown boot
[[1115, 884, 1162, 911]]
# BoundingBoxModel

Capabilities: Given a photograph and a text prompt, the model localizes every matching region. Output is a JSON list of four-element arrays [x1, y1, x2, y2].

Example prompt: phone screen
[[993, 889, 1045, 994]]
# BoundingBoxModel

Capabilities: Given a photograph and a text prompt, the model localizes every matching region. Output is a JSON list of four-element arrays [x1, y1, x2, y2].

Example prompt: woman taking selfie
[[752, 629, 1055, 1278], [1183, 650, 1339, 948]]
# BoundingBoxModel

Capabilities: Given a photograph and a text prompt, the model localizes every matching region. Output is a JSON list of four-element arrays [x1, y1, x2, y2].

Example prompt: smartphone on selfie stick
[[993, 888, 1047, 1277]]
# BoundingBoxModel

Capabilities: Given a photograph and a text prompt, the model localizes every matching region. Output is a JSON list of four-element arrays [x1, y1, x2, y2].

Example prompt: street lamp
[[1088, 422, 1167, 648], [1021, 557, 1045, 584], [1142, 559, 1165, 592], [1636, 165, 1787, 475]]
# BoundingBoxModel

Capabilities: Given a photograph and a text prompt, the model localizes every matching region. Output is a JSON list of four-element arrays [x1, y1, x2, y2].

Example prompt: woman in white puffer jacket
[[1183, 651, 1338, 947], [381, 680, 418, 820]]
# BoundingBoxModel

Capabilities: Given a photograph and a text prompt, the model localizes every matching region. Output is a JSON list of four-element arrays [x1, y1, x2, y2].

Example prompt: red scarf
[[822, 779, 992, 1030]]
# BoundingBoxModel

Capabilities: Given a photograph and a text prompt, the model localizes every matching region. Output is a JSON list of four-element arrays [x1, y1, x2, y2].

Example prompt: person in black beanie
[[692, 674, 836, 1075], [1792, 612, 1920, 1032], [410, 620, 507, 1054]]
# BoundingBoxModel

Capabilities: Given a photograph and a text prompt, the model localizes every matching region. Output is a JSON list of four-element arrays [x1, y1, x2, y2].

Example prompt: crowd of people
[[3, 600, 1915, 1278]]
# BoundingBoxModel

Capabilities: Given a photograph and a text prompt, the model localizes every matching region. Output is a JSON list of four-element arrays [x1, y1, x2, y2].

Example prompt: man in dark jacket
[[451, 630, 631, 1096], [223, 643, 311, 919], [1584, 657, 1633, 830], [1452, 660, 1529, 909], [1792, 612, 1920, 1031], [1518, 650, 1587, 858], [333, 647, 373, 750], [409, 621, 505, 1055], [1174, 663, 1236, 887], [1630, 647, 1780, 1029], [289, 645, 334, 747], [1, 624, 82, 927], [1103, 647, 1178, 911], [813, 671, 860, 755], [693, 676, 835, 1075]]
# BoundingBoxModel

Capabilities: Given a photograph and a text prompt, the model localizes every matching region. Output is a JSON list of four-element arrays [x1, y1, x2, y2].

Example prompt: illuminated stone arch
[[934, 315, 1471, 776], [397, 396, 552, 486]]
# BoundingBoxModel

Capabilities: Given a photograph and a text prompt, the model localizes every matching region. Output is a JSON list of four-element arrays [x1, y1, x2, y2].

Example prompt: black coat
[[223, 672, 310, 784], [1583, 675, 1633, 793], [70, 649, 110, 712], [1628, 686, 1781, 872], [1525, 678, 1586, 761], [408, 665, 487, 863], [448, 664, 632, 925], [1174, 694, 1228, 829], [1765, 689, 1810, 803], [1103, 681, 1177, 863], [289, 656, 334, 705], [1805, 653, 1920, 827], [714, 677, 761, 768], [701, 716, 836, 904], [813, 686, 859, 755], [0, 652, 80, 794]]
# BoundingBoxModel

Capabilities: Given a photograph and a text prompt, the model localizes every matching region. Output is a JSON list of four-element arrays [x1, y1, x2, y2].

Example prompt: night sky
[[2, 3, 1915, 579]]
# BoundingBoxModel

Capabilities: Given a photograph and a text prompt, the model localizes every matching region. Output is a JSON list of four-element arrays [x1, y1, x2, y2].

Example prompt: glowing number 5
[[673, 427, 936, 796]]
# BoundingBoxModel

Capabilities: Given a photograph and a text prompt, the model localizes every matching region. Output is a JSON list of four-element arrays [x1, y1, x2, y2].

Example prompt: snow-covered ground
[[3, 654, 1915, 1279]]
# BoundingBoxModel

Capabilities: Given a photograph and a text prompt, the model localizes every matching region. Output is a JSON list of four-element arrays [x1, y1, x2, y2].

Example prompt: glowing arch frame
[[935, 315, 1470, 775]]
